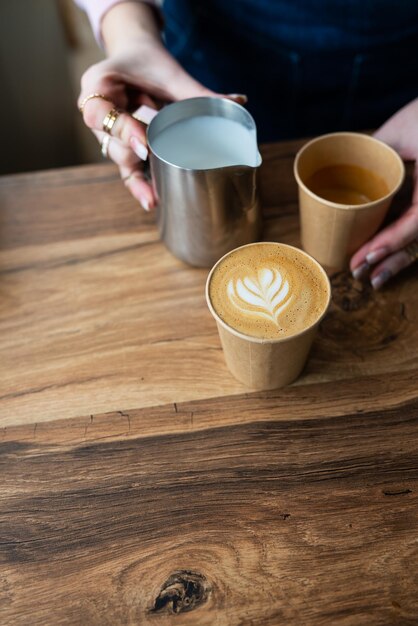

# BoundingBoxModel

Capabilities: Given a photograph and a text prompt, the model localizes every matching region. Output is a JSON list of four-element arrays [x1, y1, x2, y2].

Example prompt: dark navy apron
[[163, 0, 418, 141]]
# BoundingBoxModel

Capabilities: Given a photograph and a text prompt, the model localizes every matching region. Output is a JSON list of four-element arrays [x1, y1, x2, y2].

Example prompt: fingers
[[369, 249, 415, 290], [351, 203, 418, 270], [120, 165, 155, 211], [94, 130, 140, 169], [92, 130, 155, 211], [81, 97, 149, 160], [350, 203, 418, 287]]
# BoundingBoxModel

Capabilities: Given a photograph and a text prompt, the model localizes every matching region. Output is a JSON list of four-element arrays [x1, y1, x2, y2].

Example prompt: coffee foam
[[209, 243, 329, 339]]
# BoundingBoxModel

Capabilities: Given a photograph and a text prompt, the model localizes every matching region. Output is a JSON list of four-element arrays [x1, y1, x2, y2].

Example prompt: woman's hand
[[350, 98, 418, 288], [78, 3, 245, 210]]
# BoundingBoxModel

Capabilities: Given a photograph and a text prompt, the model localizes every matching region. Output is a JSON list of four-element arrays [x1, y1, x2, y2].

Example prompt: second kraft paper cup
[[205, 242, 331, 391], [294, 132, 405, 271]]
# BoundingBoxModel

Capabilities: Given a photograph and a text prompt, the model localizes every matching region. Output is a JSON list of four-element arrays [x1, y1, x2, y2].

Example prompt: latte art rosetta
[[208, 243, 330, 340], [227, 268, 292, 325]]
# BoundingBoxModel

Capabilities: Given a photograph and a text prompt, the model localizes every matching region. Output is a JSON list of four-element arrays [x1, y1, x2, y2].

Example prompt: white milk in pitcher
[[151, 115, 258, 169]]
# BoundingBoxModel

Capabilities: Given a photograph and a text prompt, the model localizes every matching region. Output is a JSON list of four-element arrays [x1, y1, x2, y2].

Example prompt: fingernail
[[132, 105, 158, 124], [352, 261, 369, 280], [130, 136, 148, 161], [140, 196, 150, 211], [227, 93, 248, 104], [371, 269, 392, 290], [366, 247, 388, 265]]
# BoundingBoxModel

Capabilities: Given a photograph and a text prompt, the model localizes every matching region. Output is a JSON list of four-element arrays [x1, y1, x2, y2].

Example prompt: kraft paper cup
[[294, 132, 405, 271], [205, 242, 331, 390]]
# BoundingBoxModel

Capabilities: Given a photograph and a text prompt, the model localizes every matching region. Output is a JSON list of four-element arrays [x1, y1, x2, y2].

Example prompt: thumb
[[165, 64, 216, 100], [162, 57, 247, 105]]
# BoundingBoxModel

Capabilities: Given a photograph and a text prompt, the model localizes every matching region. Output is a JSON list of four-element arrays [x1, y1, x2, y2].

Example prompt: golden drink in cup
[[294, 132, 405, 270]]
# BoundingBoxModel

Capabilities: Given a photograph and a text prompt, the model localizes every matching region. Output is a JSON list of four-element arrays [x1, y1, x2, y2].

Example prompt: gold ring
[[122, 171, 139, 185], [78, 93, 112, 113], [405, 239, 418, 262], [101, 134, 111, 158], [103, 108, 121, 135]]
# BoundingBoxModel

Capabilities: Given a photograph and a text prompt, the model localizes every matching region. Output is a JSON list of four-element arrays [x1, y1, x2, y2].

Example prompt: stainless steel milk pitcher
[[145, 97, 262, 267]]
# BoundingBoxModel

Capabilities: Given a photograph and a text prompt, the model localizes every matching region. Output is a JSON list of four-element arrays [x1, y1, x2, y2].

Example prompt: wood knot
[[330, 271, 372, 311], [318, 271, 408, 355], [151, 571, 210, 615]]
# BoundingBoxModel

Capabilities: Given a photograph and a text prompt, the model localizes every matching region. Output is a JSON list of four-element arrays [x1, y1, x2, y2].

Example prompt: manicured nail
[[140, 196, 150, 211], [366, 247, 388, 265], [227, 93, 248, 104], [132, 105, 158, 124], [352, 261, 369, 280], [371, 269, 392, 290], [130, 136, 148, 161]]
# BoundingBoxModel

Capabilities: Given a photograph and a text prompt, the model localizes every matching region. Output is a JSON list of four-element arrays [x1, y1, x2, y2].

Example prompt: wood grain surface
[[1, 140, 417, 625]]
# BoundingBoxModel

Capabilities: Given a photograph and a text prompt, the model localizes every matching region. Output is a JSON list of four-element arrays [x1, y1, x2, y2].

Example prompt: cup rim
[[147, 96, 262, 172], [205, 241, 332, 344], [293, 131, 405, 210]]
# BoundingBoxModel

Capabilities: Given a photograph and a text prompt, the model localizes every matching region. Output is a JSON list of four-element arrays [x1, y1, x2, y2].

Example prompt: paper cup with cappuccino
[[294, 132, 405, 270], [206, 242, 331, 390]]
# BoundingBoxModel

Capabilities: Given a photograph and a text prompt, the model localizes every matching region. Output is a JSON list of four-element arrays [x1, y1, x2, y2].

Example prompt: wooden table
[[1, 140, 417, 625]]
